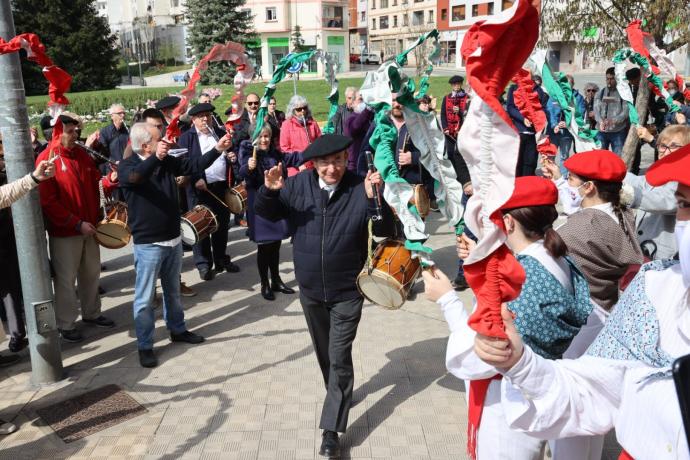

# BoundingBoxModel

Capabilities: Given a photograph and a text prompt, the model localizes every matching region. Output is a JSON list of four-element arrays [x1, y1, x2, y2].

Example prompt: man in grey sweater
[[594, 67, 629, 156]]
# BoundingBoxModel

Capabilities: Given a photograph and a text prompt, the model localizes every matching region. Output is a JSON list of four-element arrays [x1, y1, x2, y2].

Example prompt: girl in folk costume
[[542, 150, 643, 358], [423, 176, 592, 460], [239, 126, 301, 301], [472, 144, 690, 460], [279, 94, 321, 177]]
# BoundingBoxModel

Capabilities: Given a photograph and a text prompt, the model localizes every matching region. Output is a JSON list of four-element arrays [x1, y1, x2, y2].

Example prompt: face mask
[[675, 220, 690, 288], [566, 182, 587, 209], [669, 89, 678, 96], [354, 102, 366, 114]]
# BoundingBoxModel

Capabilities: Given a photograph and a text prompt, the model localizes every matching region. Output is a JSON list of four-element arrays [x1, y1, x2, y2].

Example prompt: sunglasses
[[295, 107, 307, 112], [586, 89, 597, 92], [247, 101, 259, 106]]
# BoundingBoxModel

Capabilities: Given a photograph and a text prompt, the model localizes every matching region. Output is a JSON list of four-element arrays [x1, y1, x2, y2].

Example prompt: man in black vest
[[118, 122, 232, 368], [256, 134, 395, 458]]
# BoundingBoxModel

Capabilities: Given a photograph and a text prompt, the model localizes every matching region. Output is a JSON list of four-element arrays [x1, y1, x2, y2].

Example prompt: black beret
[[155, 96, 181, 110], [224, 105, 234, 115], [188, 102, 215, 116], [302, 134, 353, 161], [58, 113, 81, 125], [141, 108, 165, 121], [449, 75, 464, 84], [39, 114, 52, 130], [625, 67, 641, 80]]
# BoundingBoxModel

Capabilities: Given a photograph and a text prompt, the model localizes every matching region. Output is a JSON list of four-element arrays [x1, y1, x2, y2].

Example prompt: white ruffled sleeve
[[438, 291, 498, 380], [501, 345, 627, 438]]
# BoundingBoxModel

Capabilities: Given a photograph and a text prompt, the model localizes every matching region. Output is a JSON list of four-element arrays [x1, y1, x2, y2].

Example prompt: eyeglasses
[[586, 89, 597, 92], [295, 107, 307, 112], [247, 101, 259, 106], [658, 142, 683, 153], [314, 158, 346, 168], [112, 111, 126, 116]]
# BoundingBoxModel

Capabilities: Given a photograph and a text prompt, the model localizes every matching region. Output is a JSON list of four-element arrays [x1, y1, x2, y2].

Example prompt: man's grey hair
[[109, 103, 125, 114], [286, 94, 311, 120], [345, 86, 357, 96], [130, 122, 154, 153], [584, 82, 600, 91]]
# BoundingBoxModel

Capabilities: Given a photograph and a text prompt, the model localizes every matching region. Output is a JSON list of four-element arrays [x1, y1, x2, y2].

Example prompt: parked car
[[349, 54, 360, 64], [361, 54, 381, 65]]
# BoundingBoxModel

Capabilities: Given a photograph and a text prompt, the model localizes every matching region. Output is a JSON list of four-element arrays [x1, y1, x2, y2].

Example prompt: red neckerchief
[[467, 375, 502, 459]]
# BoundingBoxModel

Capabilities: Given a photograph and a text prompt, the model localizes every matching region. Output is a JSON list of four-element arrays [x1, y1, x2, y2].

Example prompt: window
[[266, 7, 277, 21], [402, 13, 409, 26], [381, 0, 388, 7], [412, 11, 423, 26], [393, 0, 397, 5], [372, 0, 376, 9], [428, 10, 433, 23], [502, 0, 514, 9], [372, 18, 377, 29], [380, 16, 389, 29], [170, 0, 179, 7], [361, 11, 365, 21], [451, 5, 465, 21], [414, 0, 424, 3], [472, 4, 479, 16], [323, 5, 344, 27], [441, 8, 447, 21], [393, 15, 398, 27], [488, 3, 494, 14]]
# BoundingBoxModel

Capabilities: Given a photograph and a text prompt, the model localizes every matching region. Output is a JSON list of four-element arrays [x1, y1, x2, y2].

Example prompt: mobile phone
[[673, 353, 690, 453]]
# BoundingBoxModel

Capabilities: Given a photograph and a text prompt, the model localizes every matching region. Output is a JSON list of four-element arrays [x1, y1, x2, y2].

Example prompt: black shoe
[[271, 278, 295, 294], [182, 242, 193, 252], [170, 330, 205, 344], [0, 354, 20, 367], [319, 430, 340, 458], [8, 337, 27, 353], [138, 349, 158, 368], [452, 273, 469, 291], [199, 268, 215, 281], [60, 328, 84, 343], [222, 259, 240, 273], [82, 315, 115, 328], [261, 282, 275, 301], [98, 285, 106, 295]]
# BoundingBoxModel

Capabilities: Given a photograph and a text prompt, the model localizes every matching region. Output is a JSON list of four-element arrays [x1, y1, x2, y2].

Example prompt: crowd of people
[[0, 67, 689, 457]]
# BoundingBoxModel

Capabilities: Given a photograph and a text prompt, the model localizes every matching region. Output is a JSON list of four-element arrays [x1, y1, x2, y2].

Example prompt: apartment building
[[245, 0, 350, 77], [98, 0, 189, 66], [348, 0, 369, 55], [367, 0, 437, 63]]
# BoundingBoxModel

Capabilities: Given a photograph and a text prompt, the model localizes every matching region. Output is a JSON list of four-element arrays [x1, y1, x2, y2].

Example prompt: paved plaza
[[0, 214, 622, 459]]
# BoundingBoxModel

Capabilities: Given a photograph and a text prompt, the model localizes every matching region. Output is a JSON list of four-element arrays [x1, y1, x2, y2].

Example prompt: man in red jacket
[[36, 113, 117, 343]]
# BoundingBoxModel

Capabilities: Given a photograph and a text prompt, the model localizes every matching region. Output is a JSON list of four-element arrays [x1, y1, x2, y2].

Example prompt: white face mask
[[669, 89, 678, 96], [566, 182, 587, 209], [675, 220, 690, 288]]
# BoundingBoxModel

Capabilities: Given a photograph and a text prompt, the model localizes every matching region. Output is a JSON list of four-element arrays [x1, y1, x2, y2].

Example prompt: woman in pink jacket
[[279, 95, 321, 176]]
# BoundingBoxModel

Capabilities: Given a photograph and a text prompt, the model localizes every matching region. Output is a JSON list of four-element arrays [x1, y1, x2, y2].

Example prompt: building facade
[[367, 0, 437, 64], [244, 0, 350, 77]]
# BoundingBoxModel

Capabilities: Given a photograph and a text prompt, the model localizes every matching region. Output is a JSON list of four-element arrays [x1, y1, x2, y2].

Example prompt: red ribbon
[[467, 375, 503, 459]]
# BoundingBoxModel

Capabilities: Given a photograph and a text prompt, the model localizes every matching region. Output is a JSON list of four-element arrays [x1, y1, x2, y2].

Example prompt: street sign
[[285, 53, 303, 74]]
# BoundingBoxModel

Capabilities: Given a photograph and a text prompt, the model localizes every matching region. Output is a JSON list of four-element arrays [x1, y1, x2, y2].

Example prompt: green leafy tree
[[291, 25, 307, 53], [11, 0, 120, 95], [540, 0, 690, 59], [185, 0, 257, 84]]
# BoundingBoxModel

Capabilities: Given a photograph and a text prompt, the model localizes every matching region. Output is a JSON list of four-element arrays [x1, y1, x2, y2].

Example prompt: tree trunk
[[622, 73, 650, 169]]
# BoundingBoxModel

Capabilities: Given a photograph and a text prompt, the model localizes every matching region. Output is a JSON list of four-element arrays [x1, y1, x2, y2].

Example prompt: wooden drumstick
[[252, 145, 257, 161], [205, 189, 230, 209]]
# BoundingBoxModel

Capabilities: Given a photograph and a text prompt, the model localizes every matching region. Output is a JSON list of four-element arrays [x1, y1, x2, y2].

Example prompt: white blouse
[[501, 264, 690, 459]]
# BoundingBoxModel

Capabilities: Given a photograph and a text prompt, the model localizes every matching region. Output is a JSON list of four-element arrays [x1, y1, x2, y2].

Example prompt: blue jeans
[[553, 132, 574, 175], [132, 242, 187, 350], [596, 130, 626, 156]]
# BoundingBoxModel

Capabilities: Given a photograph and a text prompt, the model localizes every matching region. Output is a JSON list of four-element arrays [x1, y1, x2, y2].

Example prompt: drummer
[[118, 122, 232, 368], [179, 102, 240, 281], [256, 133, 395, 458]]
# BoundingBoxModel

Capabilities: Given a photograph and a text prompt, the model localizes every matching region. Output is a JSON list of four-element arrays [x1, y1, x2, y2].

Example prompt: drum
[[225, 183, 248, 214], [95, 201, 131, 249], [356, 239, 421, 310], [411, 184, 430, 219], [180, 205, 218, 245]]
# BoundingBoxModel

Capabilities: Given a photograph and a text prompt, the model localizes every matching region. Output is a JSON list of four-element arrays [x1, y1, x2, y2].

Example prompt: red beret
[[500, 176, 558, 210], [646, 143, 690, 187], [563, 150, 627, 182]]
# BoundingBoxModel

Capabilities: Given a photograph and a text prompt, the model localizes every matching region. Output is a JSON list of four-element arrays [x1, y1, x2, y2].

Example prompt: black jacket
[[255, 169, 396, 302], [118, 148, 222, 244], [331, 103, 354, 135]]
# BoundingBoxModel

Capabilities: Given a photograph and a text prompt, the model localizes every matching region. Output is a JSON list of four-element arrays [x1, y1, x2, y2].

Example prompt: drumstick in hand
[[252, 146, 257, 162], [205, 189, 230, 209]]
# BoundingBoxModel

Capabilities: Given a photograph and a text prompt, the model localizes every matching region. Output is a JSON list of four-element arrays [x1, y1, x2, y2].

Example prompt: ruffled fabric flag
[[166, 42, 254, 142], [510, 68, 558, 156], [253, 51, 339, 139], [627, 20, 685, 92], [0, 33, 72, 116], [458, 0, 533, 340], [529, 50, 599, 152]]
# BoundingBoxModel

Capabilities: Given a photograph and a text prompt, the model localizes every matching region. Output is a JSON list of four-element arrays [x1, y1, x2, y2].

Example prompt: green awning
[[267, 37, 289, 47], [246, 39, 261, 48], [327, 36, 345, 45]]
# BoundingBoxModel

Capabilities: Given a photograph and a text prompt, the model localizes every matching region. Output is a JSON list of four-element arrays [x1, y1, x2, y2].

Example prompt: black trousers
[[188, 181, 230, 271], [515, 133, 538, 177], [300, 293, 363, 433], [256, 241, 281, 284]]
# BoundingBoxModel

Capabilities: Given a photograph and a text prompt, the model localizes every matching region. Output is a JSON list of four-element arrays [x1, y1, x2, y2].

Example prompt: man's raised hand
[[264, 163, 284, 190]]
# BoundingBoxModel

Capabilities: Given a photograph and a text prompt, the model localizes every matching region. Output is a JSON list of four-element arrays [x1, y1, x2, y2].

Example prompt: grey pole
[[0, 1, 64, 385]]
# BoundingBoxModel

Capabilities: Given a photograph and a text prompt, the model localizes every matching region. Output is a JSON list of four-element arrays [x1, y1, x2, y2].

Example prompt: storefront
[[267, 37, 290, 73], [326, 35, 346, 72]]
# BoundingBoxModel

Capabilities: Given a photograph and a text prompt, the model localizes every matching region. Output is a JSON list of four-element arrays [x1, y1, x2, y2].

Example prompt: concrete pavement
[[0, 213, 622, 459]]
